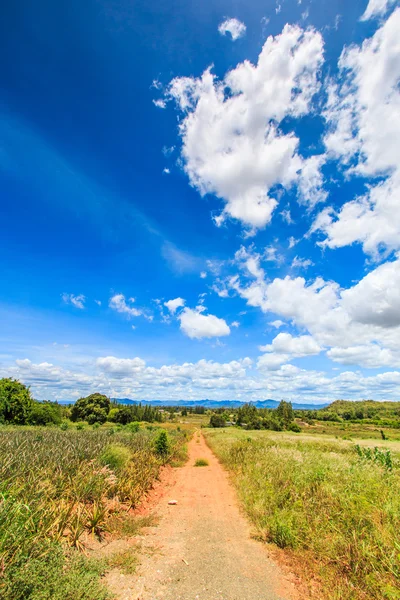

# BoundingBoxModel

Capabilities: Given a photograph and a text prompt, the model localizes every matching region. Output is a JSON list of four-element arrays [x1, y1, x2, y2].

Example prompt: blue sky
[[1, 0, 400, 403]]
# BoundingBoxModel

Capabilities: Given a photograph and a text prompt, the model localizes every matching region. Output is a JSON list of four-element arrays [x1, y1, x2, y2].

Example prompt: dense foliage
[[0, 425, 187, 599], [70, 393, 111, 424], [0, 378, 62, 426], [209, 400, 298, 431]]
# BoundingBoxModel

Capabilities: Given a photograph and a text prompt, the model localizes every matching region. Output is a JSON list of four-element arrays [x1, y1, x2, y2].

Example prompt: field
[[0, 424, 188, 600], [204, 427, 400, 600]]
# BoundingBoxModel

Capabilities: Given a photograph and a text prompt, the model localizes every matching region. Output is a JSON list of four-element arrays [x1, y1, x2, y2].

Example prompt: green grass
[[0, 425, 187, 600], [205, 428, 400, 600], [194, 458, 209, 466]]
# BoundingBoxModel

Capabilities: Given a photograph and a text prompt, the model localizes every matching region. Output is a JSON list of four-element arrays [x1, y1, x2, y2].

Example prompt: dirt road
[[108, 432, 301, 600]]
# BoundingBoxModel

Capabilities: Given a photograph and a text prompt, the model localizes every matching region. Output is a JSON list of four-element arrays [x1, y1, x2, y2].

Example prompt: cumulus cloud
[[178, 307, 231, 339], [164, 297, 186, 314], [360, 0, 396, 20], [62, 293, 86, 309], [227, 246, 400, 368], [341, 258, 400, 328], [6, 353, 400, 403], [167, 24, 325, 232], [315, 9, 400, 256], [260, 332, 322, 356], [109, 294, 142, 318], [218, 18, 246, 40]]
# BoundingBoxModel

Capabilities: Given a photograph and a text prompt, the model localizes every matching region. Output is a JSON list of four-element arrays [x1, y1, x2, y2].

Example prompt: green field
[[204, 427, 400, 600]]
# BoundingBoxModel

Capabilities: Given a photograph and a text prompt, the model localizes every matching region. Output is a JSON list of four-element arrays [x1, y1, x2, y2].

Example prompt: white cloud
[[62, 293, 86, 309], [200, 271, 207, 279], [227, 246, 400, 368], [163, 167, 170, 174], [316, 9, 400, 256], [109, 294, 142, 318], [260, 332, 322, 356], [257, 353, 289, 371], [270, 319, 285, 328], [288, 236, 298, 248], [178, 307, 230, 339], [341, 258, 400, 328], [327, 344, 398, 368], [167, 25, 325, 232], [153, 99, 166, 109], [218, 18, 246, 41], [231, 321, 240, 327], [280, 208, 293, 224], [360, 0, 396, 20], [6, 352, 400, 403], [94, 299, 102, 306], [291, 255, 314, 270], [164, 297, 186, 314]]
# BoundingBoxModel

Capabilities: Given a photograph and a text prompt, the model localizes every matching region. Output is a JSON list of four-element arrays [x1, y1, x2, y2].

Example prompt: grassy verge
[[205, 428, 400, 600], [0, 425, 188, 599]]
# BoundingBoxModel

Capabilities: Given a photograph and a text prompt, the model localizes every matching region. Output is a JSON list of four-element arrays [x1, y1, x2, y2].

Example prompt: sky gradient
[[1, 0, 400, 403]]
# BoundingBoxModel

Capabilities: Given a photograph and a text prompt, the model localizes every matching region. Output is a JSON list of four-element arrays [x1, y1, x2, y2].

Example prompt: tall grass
[[0, 426, 186, 599], [205, 429, 400, 600]]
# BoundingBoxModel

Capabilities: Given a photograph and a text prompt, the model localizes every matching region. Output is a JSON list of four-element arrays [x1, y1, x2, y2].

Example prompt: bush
[[0, 378, 33, 425], [194, 458, 209, 467], [126, 421, 140, 433], [70, 394, 110, 424], [154, 430, 170, 456], [287, 422, 301, 433], [100, 444, 131, 471], [28, 402, 62, 426], [209, 414, 226, 428]]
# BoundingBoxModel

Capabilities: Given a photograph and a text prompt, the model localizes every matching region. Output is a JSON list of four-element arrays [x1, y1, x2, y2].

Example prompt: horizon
[[1, 0, 400, 404]]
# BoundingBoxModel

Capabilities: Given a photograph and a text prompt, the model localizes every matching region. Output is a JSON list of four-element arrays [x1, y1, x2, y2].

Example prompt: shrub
[[209, 414, 226, 428], [194, 458, 209, 467], [154, 430, 170, 456], [28, 401, 62, 426], [127, 421, 140, 433], [100, 444, 131, 471], [287, 422, 301, 433]]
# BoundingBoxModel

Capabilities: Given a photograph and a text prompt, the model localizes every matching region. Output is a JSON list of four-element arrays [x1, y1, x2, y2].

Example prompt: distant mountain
[[112, 398, 329, 410]]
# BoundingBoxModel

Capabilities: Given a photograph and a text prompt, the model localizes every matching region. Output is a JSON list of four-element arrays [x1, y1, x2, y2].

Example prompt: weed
[[108, 548, 138, 574], [194, 458, 209, 467]]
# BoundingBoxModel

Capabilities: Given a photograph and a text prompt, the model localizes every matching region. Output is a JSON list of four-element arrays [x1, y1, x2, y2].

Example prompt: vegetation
[[205, 428, 400, 600], [0, 425, 187, 599], [194, 458, 209, 467]]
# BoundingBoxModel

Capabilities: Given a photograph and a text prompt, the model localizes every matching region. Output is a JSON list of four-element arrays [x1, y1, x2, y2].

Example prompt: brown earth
[[106, 432, 305, 600]]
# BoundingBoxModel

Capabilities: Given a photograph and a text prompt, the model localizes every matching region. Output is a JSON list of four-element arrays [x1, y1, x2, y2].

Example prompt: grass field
[[204, 427, 400, 600], [0, 425, 187, 600]]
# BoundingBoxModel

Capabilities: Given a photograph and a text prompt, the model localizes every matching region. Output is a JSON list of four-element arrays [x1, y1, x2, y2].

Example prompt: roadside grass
[[107, 548, 139, 575], [194, 458, 209, 467], [0, 425, 188, 600], [205, 428, 400, 600]]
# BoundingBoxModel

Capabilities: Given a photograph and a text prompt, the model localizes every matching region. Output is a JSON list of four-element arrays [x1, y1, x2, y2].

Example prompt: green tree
[[28, 401, 62, 425], [0, 378, 33, 424], [276, 400, 294, 428], [70, 393, 111, 424]]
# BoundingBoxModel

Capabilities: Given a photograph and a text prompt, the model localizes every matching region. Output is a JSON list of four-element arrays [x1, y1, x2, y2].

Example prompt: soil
[[105, 432, 305, 600]]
